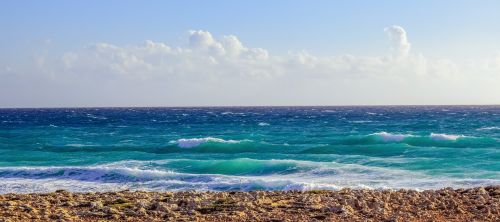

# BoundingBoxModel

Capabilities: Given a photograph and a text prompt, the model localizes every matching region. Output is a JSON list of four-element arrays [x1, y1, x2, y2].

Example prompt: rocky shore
[[0, 186, 498, 221]]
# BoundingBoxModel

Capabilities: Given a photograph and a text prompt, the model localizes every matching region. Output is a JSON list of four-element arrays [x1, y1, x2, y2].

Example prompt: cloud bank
[[1, 26, 499, 107]]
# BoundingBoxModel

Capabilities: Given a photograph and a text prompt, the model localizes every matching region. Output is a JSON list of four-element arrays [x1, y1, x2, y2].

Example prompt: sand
[[0, 186, 498, 221]]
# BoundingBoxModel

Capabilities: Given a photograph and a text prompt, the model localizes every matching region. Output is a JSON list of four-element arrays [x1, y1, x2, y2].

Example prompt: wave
[[158, 158, 314, 175], [338, 132, 495, 148], [476, 126, 500, 131], [85, 113, 107, 120], [370, 132, 411, 142], [221, 111, 245, 115], [173, 137, 244, 148], [429, 133, 466, 141], [0, 165, 176, 182], [370, 132, 474, 142], [1, 159, 498, 193], [349, 120, 373, 123], [258, 122, 270, 126], [370, 132, 470, 142], [35, 131, 497, 155]]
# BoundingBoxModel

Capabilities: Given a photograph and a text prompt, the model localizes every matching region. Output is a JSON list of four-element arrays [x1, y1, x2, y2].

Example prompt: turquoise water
[[0, 106, 499, 193]]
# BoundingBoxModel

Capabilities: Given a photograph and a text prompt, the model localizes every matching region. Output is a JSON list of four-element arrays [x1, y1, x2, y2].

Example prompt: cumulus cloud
[[2, 27, 500, 107], [385, 25, 411, 58], [57, 27, 435, 81]]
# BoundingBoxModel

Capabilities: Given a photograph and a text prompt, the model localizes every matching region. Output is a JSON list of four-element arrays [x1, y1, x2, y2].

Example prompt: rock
[[102, 206, 120, 216], [476, 187, 487, 195], [0, 201, 11, 207], [152, 202, 172, 212], [0, 187, 498, 221], [90, 200, 104, 209], [19, 204, 34, 212], [55, 189, 70, 195]]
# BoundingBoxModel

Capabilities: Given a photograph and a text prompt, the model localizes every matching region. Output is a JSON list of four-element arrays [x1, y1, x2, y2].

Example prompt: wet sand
[[0, 186, 498, 221]]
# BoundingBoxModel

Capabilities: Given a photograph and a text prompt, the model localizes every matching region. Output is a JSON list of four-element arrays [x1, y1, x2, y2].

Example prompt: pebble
[[0, 186, 498, 221]]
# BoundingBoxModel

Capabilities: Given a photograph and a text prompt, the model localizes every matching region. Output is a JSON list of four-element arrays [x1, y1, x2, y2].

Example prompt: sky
[[1, 0, 500, 107]]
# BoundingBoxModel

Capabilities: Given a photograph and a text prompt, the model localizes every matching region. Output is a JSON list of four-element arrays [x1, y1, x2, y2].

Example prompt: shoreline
[[0, 186, 498, 221]]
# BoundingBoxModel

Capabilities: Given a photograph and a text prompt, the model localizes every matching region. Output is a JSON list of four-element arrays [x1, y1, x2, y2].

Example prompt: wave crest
[[174, 137, 243, 148], [476, 126, 500, 131], [335, 132, 495, 149], [1, 160, 498, 193], [429, 133, 465, 141], [370, 132, 411, 142], [370, 132, 471, 142]]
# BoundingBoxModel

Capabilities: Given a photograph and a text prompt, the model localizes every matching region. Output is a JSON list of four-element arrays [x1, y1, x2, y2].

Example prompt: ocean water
[[0, 106, 499, 193]]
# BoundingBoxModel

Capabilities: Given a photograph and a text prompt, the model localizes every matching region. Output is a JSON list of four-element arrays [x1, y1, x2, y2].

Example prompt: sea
[[0, 106, 499, 193]]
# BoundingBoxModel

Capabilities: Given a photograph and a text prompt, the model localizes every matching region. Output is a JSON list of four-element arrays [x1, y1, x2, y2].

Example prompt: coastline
[[0, 186, 498, 221]]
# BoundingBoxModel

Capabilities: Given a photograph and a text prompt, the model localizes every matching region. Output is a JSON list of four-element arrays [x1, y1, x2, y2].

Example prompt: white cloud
[[384, 25, 411, 58], [2, 27, 500, 107], [63, 29, 419, 80]]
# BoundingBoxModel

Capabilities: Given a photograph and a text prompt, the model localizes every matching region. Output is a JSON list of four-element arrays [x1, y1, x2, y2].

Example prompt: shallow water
[[0, 106, 499, 193]]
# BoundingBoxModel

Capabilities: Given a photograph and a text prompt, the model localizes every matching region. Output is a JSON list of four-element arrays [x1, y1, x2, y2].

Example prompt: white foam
[[258, 122, 270, 126], [476, 126, 500, 131], [350, 120, 373, 123], [0, 165, 175, 182], [65, 143, 95, 147], [430, 133, 464, 141], [175, 137, 242, 148], [370, 132, 474, 142], [221, 111, 246, 116], [1, 159, 499, 193], [370, 132, 411, 142], [85, 113, 107, 120]]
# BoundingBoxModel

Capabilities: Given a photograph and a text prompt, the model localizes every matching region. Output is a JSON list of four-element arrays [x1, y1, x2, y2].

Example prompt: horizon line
[[1, 104, 500, 109]]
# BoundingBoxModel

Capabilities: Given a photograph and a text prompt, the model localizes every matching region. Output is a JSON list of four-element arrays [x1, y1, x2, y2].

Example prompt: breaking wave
[[339, 132, 495, 148], [370, 132, 411, 142], [173, 137, 245, 148], [1, 159, 498, 193], [476, 126, 500, 131], [429, 133, 466, 141]]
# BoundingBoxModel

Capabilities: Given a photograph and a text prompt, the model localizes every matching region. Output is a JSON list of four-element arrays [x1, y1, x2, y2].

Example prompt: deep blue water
[[0, 106, 499, 193]]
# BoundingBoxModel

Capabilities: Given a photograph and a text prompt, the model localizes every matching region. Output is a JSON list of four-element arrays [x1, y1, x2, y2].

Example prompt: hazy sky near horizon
[[1, 0, 500, 107]]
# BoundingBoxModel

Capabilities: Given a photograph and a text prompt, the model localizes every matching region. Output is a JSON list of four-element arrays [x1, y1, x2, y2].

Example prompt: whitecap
[[175, 137, 242, 148], [258, 122, 270, 126], [64, 143, 95, 147], [221, 112, 245, 115], [430, 133, 465, 141], [350, 120, 373, 123], [85, 113, 107, 120], [476, 126, 500, 131], [370, 132, 411, 142], [0, 159, 499, 193]]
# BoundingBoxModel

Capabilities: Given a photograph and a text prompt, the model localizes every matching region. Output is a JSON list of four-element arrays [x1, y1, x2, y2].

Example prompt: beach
[[1, 186, 498, 221]]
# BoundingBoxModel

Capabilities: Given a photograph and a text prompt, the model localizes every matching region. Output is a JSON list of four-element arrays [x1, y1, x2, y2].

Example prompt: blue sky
[[1, 1, 500, 107], [2, 1, 499, 56]]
